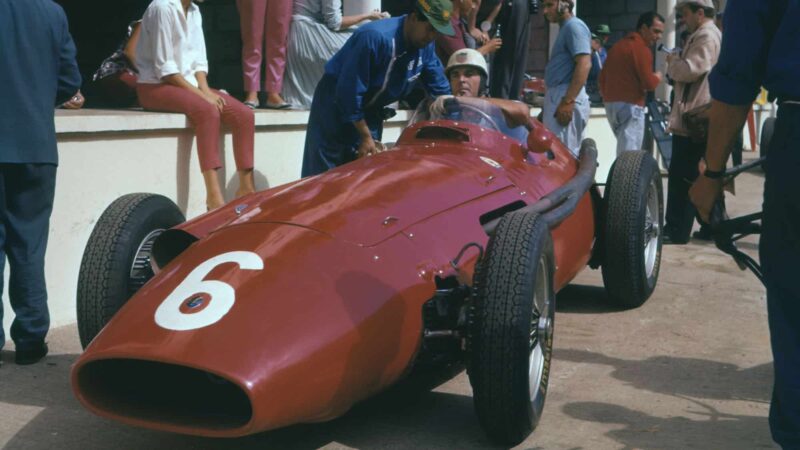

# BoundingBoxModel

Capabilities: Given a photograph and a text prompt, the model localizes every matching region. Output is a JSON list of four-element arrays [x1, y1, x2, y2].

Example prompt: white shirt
[[136, 0, 209, 87]]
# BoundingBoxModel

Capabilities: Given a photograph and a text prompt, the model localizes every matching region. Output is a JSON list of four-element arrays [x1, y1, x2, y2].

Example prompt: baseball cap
[[416, 0, 455, 36], [595, 24, 611, 35], [677, 0, 715, 9]]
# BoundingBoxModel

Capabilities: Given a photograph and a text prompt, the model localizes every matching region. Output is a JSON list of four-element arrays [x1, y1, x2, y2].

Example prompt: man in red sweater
[[599, 12, 664, 155]]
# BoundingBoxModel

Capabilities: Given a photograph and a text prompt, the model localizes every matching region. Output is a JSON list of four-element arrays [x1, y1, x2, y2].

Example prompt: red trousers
[[137, 83, 255, 172], [236, 0, 292, 93]]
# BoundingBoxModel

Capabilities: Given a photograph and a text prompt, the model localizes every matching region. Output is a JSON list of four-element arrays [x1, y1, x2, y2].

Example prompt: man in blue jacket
[[301, 0, 455, 177], [689, 0, 800, 447], [0, 0, 81, 365]]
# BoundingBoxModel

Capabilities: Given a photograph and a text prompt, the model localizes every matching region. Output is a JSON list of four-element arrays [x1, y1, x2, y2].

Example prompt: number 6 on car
[[155, 251, 263, 331]]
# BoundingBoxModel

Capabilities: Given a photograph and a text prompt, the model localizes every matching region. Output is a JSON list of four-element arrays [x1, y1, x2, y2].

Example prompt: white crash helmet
[[445, 48, 489, 79]]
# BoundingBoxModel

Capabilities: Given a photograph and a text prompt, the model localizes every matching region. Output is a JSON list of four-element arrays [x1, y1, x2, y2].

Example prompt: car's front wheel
[[468, 211, 555, 446], [601, 151, 663, 308], [77, 193, 184, 349]]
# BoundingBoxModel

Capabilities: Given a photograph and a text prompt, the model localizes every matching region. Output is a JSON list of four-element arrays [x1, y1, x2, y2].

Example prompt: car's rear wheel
[[601, 151, 663, 308], [469, 211, 555, 446], [77, 193, 184, 349]]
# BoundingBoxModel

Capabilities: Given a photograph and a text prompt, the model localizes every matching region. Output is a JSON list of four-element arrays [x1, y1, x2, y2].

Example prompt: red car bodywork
[[71, 115, 596, 437]]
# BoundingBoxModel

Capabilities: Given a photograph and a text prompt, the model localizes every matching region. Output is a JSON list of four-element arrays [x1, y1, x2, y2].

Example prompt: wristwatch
[[703, 167, 726, 179]]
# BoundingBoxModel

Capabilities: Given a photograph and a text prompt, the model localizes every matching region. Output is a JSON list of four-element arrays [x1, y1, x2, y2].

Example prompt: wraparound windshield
[[410, 97, 529, 144]]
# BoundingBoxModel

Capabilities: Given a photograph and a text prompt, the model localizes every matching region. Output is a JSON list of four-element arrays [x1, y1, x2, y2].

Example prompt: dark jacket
[[0, 0, 81, 165]]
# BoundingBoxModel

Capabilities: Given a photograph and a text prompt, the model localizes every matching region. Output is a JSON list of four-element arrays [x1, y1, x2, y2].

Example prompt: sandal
[[264, 101, 292, 110], [243, 100, 259, 109]]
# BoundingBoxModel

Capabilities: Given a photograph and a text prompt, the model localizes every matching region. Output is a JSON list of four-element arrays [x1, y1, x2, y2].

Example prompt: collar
[[628, 31, 646, 46]]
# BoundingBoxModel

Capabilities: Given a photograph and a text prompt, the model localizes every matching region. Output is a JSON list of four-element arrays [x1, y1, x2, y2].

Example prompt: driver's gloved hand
[[429, 95, 455, 116]]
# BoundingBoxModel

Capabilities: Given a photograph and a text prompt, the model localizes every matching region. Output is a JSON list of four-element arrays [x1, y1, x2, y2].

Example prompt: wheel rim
[[643, 177, 660, 278], [129, 229, 164, 294], [529, 255, 553, 402]]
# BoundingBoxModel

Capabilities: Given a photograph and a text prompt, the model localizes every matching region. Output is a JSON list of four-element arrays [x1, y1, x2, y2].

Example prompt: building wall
[[579, 0, 658, 45]]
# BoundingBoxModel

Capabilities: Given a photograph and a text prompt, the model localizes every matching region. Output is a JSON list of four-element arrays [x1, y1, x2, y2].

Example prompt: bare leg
[[266, 92, 287, 105], [236, 169, 256, 198], [202, 169, 226, 210], [245, 91, 259, 104]]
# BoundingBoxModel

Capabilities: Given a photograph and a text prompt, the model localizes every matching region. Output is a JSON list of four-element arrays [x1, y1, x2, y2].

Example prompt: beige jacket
[[667, 20, 721, 136]]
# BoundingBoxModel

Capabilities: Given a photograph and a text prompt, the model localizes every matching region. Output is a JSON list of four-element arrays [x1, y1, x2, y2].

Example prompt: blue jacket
[[710, 0, 800, 104], [0, 0, 81, 165], [323, 16, 451, 123]]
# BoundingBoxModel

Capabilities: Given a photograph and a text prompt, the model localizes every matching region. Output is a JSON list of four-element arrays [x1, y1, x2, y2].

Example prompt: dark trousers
[[0, 163, 56, 351], [761, 104, 800, 448], [489, 0, 529, 100], [665, 134, 705, 242]]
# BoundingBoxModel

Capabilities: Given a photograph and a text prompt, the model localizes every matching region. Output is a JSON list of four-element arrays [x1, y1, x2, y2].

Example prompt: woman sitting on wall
[[136, 0, 256, 210], [282, 0, 387, 109]]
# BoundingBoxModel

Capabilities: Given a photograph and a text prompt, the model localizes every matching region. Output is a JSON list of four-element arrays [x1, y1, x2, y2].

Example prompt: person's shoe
[[662, 234, 688, 245], [15, 342, 48, 365], [692, 227, 713, 241]]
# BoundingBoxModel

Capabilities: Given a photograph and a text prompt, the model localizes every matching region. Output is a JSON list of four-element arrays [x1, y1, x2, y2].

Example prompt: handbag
[[683, 102, 712, 143]]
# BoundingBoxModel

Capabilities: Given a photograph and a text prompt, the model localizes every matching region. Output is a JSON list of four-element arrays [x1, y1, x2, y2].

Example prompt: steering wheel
[[441, 98, 501, 132]]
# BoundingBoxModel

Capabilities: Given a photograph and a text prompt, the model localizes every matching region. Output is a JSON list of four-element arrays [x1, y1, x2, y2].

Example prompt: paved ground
[[0, 158, 776, 450]]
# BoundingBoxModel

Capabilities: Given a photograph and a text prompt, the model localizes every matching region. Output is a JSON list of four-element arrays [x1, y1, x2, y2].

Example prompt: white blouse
[[136, 0, 209, 87]]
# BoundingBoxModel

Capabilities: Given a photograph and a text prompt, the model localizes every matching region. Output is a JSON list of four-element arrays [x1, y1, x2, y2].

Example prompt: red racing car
[[72, 98, 663, 446]]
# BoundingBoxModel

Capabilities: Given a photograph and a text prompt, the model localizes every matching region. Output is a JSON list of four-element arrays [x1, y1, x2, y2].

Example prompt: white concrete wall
[[2, 107, 621, 342]]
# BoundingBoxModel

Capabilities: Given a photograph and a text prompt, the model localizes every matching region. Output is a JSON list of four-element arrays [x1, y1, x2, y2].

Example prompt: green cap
[[595, 24, 611, 35], [416, 0, 455, 36]]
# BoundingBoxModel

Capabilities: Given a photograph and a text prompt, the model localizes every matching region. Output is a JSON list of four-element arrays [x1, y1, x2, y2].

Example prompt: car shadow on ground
[[555, 348, 772, 402], [562, 401, 776, 450], [555, 284, 630, 314], [0, 352, 499, 449], [554, 349, 776, 449]]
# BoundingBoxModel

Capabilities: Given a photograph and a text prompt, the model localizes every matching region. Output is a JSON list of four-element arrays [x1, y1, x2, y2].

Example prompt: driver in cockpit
[[431, 48, 531, 128]]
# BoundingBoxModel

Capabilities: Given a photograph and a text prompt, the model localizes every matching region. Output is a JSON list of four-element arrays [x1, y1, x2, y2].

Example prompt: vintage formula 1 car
[[72, 98, 663, 445]]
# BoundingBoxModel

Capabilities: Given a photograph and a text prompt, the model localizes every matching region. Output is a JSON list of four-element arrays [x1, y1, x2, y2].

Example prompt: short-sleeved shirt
[[136, 0, 209, 87], [544, 17, 591, 88]]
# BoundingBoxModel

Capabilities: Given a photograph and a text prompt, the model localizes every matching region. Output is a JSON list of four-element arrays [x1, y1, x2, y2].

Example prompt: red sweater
[[599, 32, 660, 106]]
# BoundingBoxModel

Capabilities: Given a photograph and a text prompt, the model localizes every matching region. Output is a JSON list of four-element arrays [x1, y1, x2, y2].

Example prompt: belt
[[777, 96, 800, 106]]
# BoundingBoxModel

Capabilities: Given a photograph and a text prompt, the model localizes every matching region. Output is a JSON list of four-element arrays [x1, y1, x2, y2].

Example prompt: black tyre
[[602, 151, 663, 308], [77, 193, 184, 349], [760, 117, 776, 160], [469, 211, 555, 446]]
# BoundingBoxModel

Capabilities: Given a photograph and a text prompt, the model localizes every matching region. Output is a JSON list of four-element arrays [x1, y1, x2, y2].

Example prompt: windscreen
[[409, 97, 529, 144]]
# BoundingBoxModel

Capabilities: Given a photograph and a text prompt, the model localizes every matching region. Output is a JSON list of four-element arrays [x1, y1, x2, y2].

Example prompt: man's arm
[[690, 0, 782, 221], [555, 54, 590, 126], [634, 45, 661, 91], [666, 32, 719, 83], [420, 45, 452, 97]]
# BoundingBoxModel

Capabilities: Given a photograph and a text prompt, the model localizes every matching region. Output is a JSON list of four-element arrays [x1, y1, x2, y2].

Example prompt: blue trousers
[[0, 163, 56, 352], [762, 104, 800, 448]]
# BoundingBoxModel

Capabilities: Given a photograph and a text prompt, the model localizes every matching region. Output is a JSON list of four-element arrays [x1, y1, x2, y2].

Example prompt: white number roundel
[[154, 251, 264, 331]]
